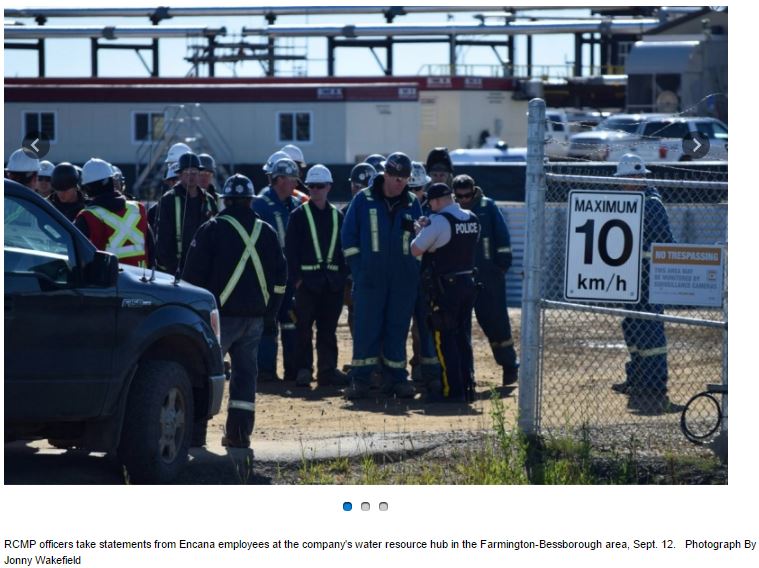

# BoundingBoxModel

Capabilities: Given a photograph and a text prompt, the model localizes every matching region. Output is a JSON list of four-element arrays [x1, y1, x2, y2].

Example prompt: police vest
[[86, 201, 147, 267], [426, 212, 480, 276], [301, 202, 340, 272]]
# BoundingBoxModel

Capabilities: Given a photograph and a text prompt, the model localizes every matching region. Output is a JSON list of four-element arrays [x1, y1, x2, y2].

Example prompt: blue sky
[[4, 3, 593, 78]]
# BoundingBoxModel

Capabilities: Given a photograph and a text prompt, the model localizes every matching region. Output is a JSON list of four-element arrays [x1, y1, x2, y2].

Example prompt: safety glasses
[[454, 191, 474, 201]]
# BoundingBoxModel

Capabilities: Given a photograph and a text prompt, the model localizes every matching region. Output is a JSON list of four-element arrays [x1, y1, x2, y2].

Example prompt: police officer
[[253, 157, 302, 383], [49, 162, 88, 221], [453, 174, 519, 386], [412, 183, 480, 402], [611, 154, 678, 414], [183, 174, 287, 449], [407, 162, 442, 389], [286, 164, 349, 388], [341, 151, 422, 399], [37, 160, 55, 198], [5, 148, 39, 190], [75, 158, 150, 267], [155, 152, 218, 276]]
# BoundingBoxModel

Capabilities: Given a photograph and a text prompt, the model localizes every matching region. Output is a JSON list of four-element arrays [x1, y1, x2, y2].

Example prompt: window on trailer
[[23, 111, 57, 143], [133, 111, 165, 143], [278, 111, 312, 143]]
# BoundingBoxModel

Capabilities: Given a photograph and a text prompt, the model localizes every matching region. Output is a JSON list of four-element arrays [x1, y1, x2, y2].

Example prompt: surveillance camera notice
[[649, 243, 725, 307]]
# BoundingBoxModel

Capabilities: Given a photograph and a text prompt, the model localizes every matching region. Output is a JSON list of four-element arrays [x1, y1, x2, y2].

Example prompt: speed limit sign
[[565, 190, 644, 303]]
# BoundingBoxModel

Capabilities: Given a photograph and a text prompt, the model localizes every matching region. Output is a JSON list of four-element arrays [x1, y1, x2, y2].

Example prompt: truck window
[[642, 121, 690, 139], [696, 121, 728, 140]]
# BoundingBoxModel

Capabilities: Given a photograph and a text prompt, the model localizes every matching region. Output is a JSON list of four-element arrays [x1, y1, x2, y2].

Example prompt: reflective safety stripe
[[491, 338, 514, 348], [639, 346, 667, 358], [497, 246, 512, 254], [273, 285, 286, 294], [482, 237, 491, 260], [228, 400, 256, 412], [434, 330, 450, 398], [343, 247, 360, 257], [274, 212, 286, 248], [281, 323, 297, 331], [369, 208, 379, 252], [642, 251, 652, 259], [218, 216, 268, 307], [628, 346, 639, 354], [420, 356, 440, 366], [382, 356, 406, 369], [301, 264, 340, 271], [87, 203, 145, 260], [402, 231, 410, 255], [362, 187, 374, 202], [302, 202, 339, 270], [351, 357, 379, 367]]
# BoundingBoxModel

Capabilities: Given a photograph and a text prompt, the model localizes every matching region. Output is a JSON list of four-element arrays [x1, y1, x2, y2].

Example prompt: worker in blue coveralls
[[253, 157, 301, 383], [610, 154, 680, 415], [412, 182, 481, 402], [341, 152, 423, 399], [452, 174, 519, 386], [407, 161, 442, 392]]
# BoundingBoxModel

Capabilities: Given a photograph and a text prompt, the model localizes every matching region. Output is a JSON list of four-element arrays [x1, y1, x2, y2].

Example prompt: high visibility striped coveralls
[[75, 191, 150, 267], [341, 176, 423, 385], [465, 189, 519, 375], [623, 186, 674, 395], [253, 186, 301, 381], [182, 203, 286, 447]]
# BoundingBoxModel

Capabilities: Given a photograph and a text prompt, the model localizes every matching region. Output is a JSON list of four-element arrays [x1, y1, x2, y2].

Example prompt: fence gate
[[519, 99, 728, 456]]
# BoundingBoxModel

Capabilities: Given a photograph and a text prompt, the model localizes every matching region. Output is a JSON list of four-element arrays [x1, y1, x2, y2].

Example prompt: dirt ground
[[209, 309, 522, 444]]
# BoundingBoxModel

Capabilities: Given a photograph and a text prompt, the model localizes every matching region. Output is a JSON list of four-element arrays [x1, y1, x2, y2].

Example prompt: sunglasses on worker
[[454, 190, 474, 200], [307, 183, 329, 190]]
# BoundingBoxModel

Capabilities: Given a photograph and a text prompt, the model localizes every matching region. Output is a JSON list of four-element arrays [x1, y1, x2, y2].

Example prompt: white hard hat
[[281, 144, 305, 165], [409, 161, 431, 189], [38, 160, 55, 177], [81, 158, 114, 185], [164, 162, 180, 180], [305, 164, 333, 184], [263, 151, 290, 174], [615, 153, 651, 177], [165, 142, 192, 164], [6, 148, 40, 173]]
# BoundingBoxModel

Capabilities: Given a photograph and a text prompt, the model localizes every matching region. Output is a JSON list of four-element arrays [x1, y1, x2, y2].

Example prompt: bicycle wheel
[[680, 392, 722, 444]]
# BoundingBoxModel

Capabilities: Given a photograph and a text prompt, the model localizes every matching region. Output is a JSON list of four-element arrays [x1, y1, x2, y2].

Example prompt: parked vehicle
[[567, 114, 728, 162], [4, 179, 225, 483], [450, 145, 527, 164]]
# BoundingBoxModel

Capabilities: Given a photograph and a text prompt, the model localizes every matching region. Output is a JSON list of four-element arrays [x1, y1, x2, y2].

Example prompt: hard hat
[[177, 152, 201, 172], [111, 164, 124, 184], [51, 162, 80, 192], [263, 151, 290, 174], [221, 174, 255, 198], [615, 153, 651, 177], [198, 153, 216, 172], [382, 152, 412, 178], [409, 161, 431, 189], [164, 162, 180, 181], [270, 158, 299, 179], [425, 147, 454, 174], [74, 165, 83, 184], [81, 158, 114, 185], [305, 164, 333, 185], [6, 148, 40, 173], [38, 160, 55, 178], [165, 142, 192, 164], [365, 154, 386, 173], [349, 162, 376, 187], [281, 144, 306, 166]]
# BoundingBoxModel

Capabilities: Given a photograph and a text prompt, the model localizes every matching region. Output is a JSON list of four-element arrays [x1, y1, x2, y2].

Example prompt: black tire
[[118, 360, 194, 484]]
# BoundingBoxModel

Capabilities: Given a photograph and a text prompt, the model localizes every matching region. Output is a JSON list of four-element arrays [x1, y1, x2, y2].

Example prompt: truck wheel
[[118, 360, 194, 484]]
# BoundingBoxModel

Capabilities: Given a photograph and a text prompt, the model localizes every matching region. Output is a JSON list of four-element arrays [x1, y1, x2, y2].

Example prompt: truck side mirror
[[86, 250, 119, 287]]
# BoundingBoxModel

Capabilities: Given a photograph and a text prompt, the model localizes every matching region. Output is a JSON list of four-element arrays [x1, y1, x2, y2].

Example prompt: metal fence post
[[519, 98, 546, 435]]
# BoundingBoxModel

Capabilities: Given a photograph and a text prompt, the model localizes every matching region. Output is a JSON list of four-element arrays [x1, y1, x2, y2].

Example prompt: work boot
[[318, 368, 349, 387], [295, 369, 312, 387], [344, 380, 371, 400], [221, 435, 250, 449], [383, 380, 416, 399], [627, 389, 683, 415], [411, 365, 423, 384], [502, 366, 519, 386], [611, 381, 632, 394]]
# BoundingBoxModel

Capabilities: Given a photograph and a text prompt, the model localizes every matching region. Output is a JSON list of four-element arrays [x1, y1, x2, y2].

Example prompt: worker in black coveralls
[[411, 183, 481, 403], [183, 174, 286, 449]]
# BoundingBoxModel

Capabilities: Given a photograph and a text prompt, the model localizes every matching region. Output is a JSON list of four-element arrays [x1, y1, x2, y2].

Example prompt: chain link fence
[[519, 99, 728, 456]]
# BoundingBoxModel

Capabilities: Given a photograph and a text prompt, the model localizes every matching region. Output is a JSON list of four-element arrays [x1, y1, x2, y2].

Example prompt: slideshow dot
[[343, 502, 352, 511]]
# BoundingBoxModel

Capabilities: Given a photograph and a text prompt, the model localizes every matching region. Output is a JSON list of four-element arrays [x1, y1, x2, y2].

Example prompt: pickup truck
[[4, 179, 225, 483]]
